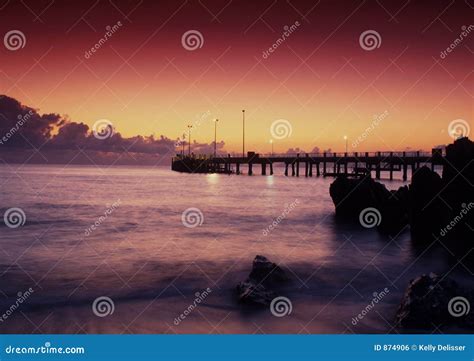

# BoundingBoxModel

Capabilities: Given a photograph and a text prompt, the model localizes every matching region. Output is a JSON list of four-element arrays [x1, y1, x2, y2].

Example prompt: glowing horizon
[[1, 1, 472, 154]]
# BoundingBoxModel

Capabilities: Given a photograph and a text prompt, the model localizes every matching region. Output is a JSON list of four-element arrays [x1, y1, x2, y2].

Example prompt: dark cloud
[[0, 95, 224, 164]]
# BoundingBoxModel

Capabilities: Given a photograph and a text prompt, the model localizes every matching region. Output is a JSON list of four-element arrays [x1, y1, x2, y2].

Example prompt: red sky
[[1, 0, 473, 154]]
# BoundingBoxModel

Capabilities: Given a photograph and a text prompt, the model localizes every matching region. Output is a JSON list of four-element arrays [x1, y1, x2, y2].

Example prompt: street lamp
[[213, 118, 219, 157], [187, 125, 193, 156], [270, 139, 274, 156], [242, 109, 245, 158], [343, 135, 348, 153]]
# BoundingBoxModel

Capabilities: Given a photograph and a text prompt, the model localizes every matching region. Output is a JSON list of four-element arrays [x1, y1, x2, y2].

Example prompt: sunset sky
[[0, 0, 472, 155]]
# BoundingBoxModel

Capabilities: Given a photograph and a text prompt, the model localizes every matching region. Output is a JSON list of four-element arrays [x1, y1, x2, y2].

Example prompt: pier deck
[[171, 149, 444, 181]]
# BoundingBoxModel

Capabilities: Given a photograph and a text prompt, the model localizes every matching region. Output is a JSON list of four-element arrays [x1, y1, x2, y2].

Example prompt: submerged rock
[[236, 255, 289, 306], [395, 273, 473, 329]]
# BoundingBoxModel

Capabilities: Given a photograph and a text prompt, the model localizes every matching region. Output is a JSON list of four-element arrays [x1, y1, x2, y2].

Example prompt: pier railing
[[171, 148, 445, 180]]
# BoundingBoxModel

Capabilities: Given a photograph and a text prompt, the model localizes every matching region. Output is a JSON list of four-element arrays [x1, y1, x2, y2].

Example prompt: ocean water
[[0, 164, 467, 334]]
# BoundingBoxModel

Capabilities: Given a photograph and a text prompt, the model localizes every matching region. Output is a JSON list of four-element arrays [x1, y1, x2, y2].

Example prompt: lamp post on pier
[[213, 118, 219, 157], [187, 125, 192, 156], [242, 109, 245, 158]]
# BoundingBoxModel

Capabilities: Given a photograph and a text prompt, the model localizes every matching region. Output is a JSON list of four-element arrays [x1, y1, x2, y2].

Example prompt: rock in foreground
[[248, 255, 289, 285], [236, 281, 275, 306], [395, 273, 473, 329], [236, 255, 288, 306]]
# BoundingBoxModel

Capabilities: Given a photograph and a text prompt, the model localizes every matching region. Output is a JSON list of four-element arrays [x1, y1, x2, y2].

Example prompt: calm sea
[[0, 164, 465, 333]]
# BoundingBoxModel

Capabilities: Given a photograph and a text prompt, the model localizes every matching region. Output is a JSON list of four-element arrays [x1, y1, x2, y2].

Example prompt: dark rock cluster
[[329, 138, 473, 330], [329, 137, 473, 248]]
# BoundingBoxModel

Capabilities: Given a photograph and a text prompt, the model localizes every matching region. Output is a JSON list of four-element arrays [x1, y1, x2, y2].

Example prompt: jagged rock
[[248, 255, 288, 285], [236, 281, 275, 306], [443, 137, 474, 190], [329, 176, 389, 218], [378, 186, 410, 233], [441, 137, 474, 243], [395, 273, 473, 329], [409, 166, 447, 242], [329, 175, 409, 233], [236, 255, 288, 306]]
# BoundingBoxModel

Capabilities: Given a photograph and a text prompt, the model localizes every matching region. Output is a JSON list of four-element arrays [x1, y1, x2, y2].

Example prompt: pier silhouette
[[171, 148, 445, 181]]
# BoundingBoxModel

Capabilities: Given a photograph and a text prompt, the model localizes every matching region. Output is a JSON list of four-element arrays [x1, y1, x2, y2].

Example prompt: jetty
[[171, 149, 445, 181]]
